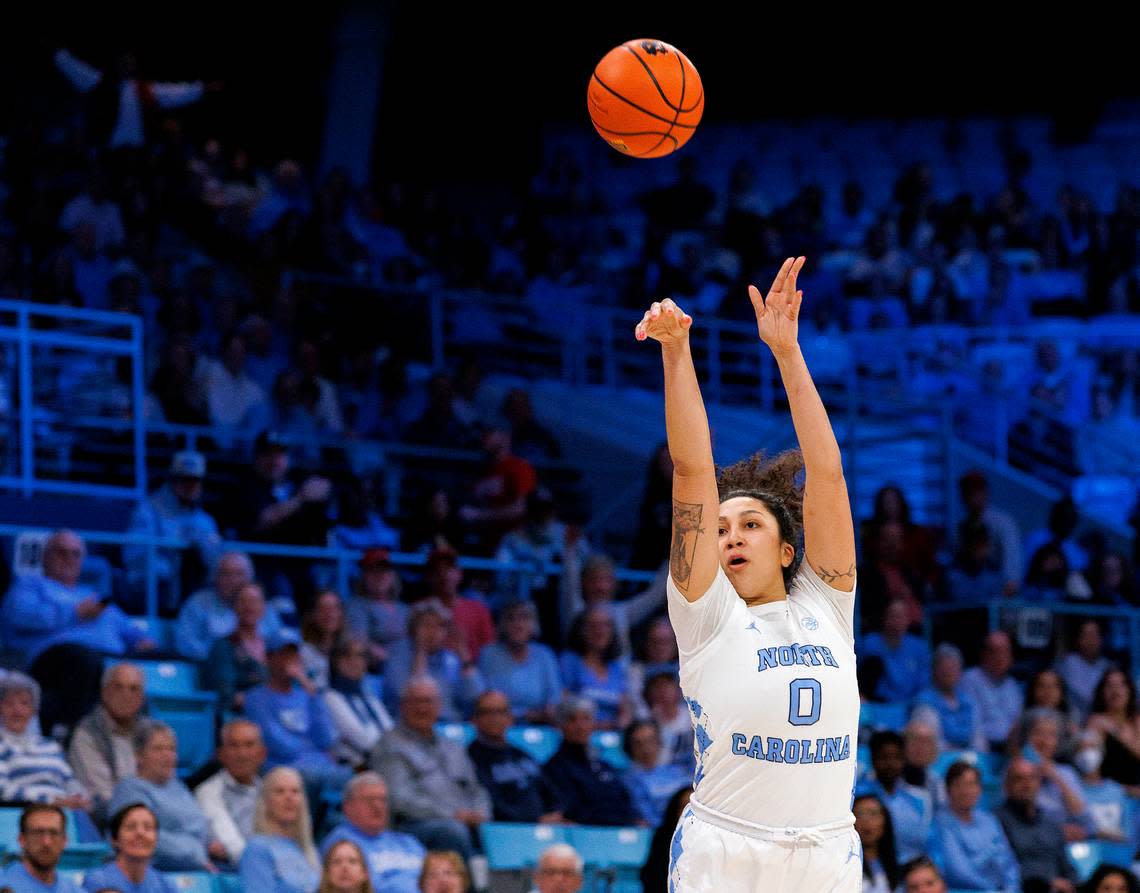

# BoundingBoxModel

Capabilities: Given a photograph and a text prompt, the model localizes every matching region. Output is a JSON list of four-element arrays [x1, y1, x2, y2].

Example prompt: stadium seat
[[480, 822, 570, 871], [434, 721, 476, 747], [153, 699, 219, 777], [1066, 841, 1102, 883], [859, 702, 909, 733], [134, 659, 200, 698], [591, 730, 630, 770], [569, 826, 651, 893], [0, 807, 20, 852], [507, 725, 562, 764], [164, 872, 221, 893]]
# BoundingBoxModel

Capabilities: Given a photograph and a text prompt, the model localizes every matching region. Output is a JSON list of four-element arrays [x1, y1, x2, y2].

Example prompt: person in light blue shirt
[[1, 804, 83, 893], [174, 550, 284, 661], [928, 761, 1020, 893], [621, 721, 690, 827], [910, 643, 985, 751], [106, 724, 221, 871], [559, 606, 631, 729], [859, 598, 930, 704], [960, 631, 1023, 751], [477, 600, 562, 723], [242, 628, 352, 794], [1074, 734, 1133, 845], [320, 772, 426, 893], [239, 766, 321, 893], [858, 731, 934, 864], [82, 802, 178, 893]]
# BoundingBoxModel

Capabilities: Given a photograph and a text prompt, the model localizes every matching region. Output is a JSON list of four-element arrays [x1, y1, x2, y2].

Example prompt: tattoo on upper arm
[[670, 501, 705, 591], [817, 564, 856, 585]]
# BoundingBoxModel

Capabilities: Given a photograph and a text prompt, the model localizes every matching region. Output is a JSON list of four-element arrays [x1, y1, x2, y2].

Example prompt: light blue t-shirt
[[911, 686, 980, 750], [477, 642, 562, 719], [624, 762, 692, 827], [320, 822, 425, 893], [81, 862, 178, 893], [858, 777, 933, 864], [239, 834, 320, 893], [860, 633, 930, 703], [1, 862, 83, 893], [929, 808, 1021, 893], [559, 652, 629, 726]]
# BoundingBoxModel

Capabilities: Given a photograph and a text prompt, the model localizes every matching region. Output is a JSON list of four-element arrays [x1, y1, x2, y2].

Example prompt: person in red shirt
[[459, 428, 537, 553], [422, 546, 495, 663]]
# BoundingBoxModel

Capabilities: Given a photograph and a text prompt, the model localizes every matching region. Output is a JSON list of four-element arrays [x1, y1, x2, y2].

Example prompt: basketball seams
[[640, 50, 685, 157], [590, 72, 699, 130], [622, 44, 684, 113]]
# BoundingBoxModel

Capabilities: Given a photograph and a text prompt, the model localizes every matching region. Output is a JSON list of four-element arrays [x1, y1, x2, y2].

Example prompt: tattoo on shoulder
[[817, 564, 856, 585], [670, 501, 705, 591]]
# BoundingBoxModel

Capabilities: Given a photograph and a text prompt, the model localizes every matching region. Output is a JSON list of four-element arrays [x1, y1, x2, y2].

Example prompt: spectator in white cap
[[126, 449, 223, 609]]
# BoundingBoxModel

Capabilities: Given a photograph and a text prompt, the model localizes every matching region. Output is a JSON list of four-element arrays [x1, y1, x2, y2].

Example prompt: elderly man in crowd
[[194, 719, 267, 865], [529, 844, 585, 893], [370, 676, 491, 859]]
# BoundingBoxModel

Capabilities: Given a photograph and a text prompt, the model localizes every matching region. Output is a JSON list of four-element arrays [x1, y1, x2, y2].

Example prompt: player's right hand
[[634, 298, 692, 345]]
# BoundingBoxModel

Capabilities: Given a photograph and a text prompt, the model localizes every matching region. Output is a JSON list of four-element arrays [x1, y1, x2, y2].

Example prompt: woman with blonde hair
[[419, 850, 470, 893], [239, 766, 321, 893], [318, 839, 375, 893]]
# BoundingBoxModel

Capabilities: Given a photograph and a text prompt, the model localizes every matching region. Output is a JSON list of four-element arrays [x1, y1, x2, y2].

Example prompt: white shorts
[[667, 801, 863, 893]]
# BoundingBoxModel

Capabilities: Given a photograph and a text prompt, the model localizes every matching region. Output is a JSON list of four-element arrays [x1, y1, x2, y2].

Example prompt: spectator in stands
[[853, 792, 899, 893], [318, 839, 374, 893], [641, 672, 692, 768], [195, 719, 267, 865], [239, 766, 321, 893], [402, 488, 463, 556], [1081, 867, 1140, 893], [384, 600, 484, 722], [107, 723, 222, 871], [58, 170, 125, 253], [901, 718, 946, 808], [899, 856, 947, 893], [294, 337, 344, 434], [67, 220, 114, 309], [629, 617, 680, 719], [406, 373, 478, 450], [1, 804, 82, 893], [248, 159, 312, 241], [176, 550, 283, 662], [200, 331, 269, 429], [332, 480, 400, 553], [622, 720, 689, 828], [150, 335, 208, 426], [957, 470, 1023, 594], [961, 631, 1023, 752], [242, 628, 352, 794], [1017, 708, 1090, 837], [500, 388, 561, 465], [929, 761, 1020, 893], [857, 520, 926, 632], [865, 485, 942, 592], [69, 662, 151, 820], [300, 589, 348, 689], [1010, 669, 1081, 761], [324, 637, 394, 768], [418, 851, 470, 893], [369, 676, 491, 860], [81, 802, 177, 893], [416, 546, 494, 662], [630, 443, 673, 571], [1086, 669, 1140, 789], [345, 548, 407, 669], [458, 427, 538, 553], [911, 643, 985, 751], [860, 598, 931, 703], [1056, 620, 1114, 723], [495, 489, 588, 598], [859, 731, 933, 863], [202, 581, 271, 711], [640, 787, 691, 893], [2, 529, 154, 732], [1022, 542, 1088, 603], [126, 450, 222, 608], [0, 673, 90, 809], [320, 773, 426, 893], [945, 519, 1004, 603], [477, 600, 561, 723], [529, 843, 584, 893], [1026, 497, 1089, 576], [466, 690, 561, 824], [560, 606, 631, 730], [1072, 731, 1132, 843], [559, 548, 667, 655], [995, 757, 1078, 893], [543, 696, 637, 827]]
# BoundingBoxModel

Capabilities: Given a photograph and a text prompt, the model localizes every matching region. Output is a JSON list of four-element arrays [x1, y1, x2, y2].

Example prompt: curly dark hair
[[716, 449, 805, 588]]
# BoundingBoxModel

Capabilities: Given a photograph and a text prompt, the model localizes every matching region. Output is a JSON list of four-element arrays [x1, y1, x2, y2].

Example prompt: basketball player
[[634, 257, 860, 891]]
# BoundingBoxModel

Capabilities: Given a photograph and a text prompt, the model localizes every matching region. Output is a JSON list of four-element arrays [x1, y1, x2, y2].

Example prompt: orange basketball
[[587, 38, 704, 158]]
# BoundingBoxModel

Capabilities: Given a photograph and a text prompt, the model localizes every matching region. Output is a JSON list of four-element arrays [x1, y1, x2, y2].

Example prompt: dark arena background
[[0, 4, 1138, 892]]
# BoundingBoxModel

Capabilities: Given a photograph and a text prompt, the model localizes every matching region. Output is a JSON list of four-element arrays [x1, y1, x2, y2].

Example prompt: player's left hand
[[749, 256, 805, 359]]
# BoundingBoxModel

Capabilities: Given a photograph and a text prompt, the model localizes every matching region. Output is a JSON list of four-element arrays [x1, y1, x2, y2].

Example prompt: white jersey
[[667, 561, 859, 829]]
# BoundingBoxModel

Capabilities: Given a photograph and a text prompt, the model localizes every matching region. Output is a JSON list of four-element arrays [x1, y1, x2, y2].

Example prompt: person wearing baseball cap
[[345, 549, 406, 670], [125, 449, 222, 607], [421, 545, 494, 663], [243, 626, 352, 796]]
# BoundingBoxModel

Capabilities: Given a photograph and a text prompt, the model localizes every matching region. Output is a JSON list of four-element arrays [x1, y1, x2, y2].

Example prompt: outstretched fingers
[[747, 283, 767, 318], [766, 257, 795, 301], [785, 256, 806, 306]]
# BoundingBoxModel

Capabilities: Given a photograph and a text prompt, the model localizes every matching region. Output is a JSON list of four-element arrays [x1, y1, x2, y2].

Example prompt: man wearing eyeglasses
[[528, 844, 584, 893], [0, 804, 82, 892]]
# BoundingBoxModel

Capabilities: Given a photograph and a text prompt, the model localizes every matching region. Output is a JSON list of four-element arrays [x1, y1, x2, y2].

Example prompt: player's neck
[[742, 591, 787, 607]]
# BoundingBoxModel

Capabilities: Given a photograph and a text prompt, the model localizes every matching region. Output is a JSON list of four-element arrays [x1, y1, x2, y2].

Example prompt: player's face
[[718, 498, 792, 595], [905, 866, 946, 893]]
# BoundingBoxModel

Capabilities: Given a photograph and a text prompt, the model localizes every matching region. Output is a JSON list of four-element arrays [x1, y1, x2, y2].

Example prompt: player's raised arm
[[749, 257, 856, 591], [635, 298, 720, 602]]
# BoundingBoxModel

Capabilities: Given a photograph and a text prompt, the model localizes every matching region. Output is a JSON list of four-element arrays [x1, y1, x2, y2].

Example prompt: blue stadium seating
[[507, 725, 562, 764], [591, 731, 629, 770], [858, 702, 909, 733], [480, 822, 570, 871], [569, 826, 651, 893], [435, 721, 476, 748], [163, 872, 222, 893]]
